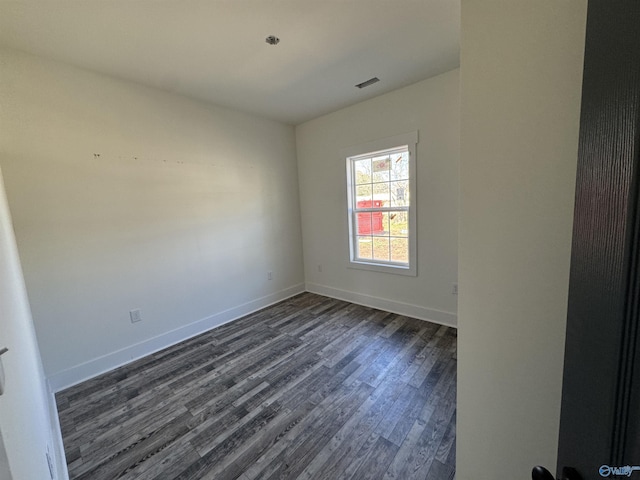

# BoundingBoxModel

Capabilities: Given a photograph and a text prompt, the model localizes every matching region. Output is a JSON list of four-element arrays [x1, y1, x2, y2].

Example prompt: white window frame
[[343, 131, 418, 276]]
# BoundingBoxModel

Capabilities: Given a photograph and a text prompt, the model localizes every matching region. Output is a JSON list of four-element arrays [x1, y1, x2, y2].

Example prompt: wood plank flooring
[[56, 293, 457, 480]]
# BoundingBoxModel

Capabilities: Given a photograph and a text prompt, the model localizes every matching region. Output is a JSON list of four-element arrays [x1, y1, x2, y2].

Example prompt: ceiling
[[0, 1, 460, 125]]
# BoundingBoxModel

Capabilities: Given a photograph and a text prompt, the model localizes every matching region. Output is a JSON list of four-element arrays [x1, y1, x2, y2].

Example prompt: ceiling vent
[[355, 77, 380, 89]]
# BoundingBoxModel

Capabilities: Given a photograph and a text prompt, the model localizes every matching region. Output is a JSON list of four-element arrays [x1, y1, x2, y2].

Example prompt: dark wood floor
[[56, 293, 457, 480]]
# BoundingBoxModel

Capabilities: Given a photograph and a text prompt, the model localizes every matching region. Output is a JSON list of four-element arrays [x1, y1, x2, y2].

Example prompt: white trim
[[340, 131, 419, 159], [47, 284, 306, 392], [344, 131, 418, 276], [305, 282, 457, 328], [46, 382, 69, 480], [346, 260, 413, 276], [46, 280, 454, 390]]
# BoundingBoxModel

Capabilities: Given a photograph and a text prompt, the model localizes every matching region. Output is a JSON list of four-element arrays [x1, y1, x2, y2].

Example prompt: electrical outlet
[[129, 309, 142, 323], [267, 271, 273, 281], [452, 283, 458, 295], [318, 264, 322, 273]]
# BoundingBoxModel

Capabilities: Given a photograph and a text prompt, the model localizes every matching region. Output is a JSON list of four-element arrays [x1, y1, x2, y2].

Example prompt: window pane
[[390, 211, 409, 237], [356, 185, 372, 204], [372, 155, 391, 183], [372, 237, 390, 261], [367, 211, 385, 235], [354, 158, 372, 185], [374, 212, 390, 236], [372, 181, 390, 206], [357, 236, 372, 259], [391, 238, 409, 263], [356, 212, 373, 235], [390, 180, 409, 207], [391, 152, 409, 180]]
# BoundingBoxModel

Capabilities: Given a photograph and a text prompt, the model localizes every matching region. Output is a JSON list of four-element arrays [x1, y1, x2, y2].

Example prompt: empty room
[[0, 1, 610, 480]]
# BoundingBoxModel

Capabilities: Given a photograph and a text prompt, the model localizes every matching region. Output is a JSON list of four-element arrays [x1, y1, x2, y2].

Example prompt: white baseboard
[[47, 284, 305, 392], [305, 282, 457, 328], [47, 282, 454, 392]]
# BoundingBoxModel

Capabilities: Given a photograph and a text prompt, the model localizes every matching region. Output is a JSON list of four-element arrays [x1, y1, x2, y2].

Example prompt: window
[[344, 131, 418, 276]]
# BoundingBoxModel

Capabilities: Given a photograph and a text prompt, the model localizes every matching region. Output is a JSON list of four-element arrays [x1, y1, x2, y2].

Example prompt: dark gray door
[[537, 2, 640, 480]]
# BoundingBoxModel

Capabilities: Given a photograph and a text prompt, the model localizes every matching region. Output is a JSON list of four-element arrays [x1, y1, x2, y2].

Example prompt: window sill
[[347, 260, 417, 277]]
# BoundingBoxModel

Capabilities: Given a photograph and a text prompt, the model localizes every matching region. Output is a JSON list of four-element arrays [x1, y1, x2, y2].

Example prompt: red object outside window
[[357, 200, 384, 234]]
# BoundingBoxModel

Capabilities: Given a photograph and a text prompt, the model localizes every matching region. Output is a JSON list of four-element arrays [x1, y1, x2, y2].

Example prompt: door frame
[[556, 1, 640, 477]]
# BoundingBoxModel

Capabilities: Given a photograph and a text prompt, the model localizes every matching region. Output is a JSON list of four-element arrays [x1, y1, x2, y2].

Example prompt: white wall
[[0, 433, 11, 479], [0, 166, 63, 480], [296, 70, 459, 326], [0, 47, 305, 389], [458, 1, 587, 478]]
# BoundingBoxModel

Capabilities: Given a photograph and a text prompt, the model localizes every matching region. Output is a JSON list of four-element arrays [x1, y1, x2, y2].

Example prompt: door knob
[[532, 466, 583, 480], [532, 466, 555, 480]]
